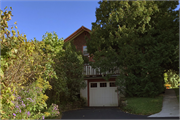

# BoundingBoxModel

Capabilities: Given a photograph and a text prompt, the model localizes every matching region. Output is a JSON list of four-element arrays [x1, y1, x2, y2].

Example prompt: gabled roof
[[64, 26, 91, 42]]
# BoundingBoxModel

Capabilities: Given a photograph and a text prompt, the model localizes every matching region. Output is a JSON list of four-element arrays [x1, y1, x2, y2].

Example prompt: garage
[[89, 81, 118, 106]]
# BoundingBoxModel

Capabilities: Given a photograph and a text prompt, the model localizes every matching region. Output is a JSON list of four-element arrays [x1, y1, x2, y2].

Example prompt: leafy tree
[[56, 42, 85, 103], [164, 69, 180, 88], [39, 32, 65, 105], [0, 7, 59, 119], [41, 32, 64, 57], [86, 1, 179, 97], [41, 33, 85, 106]]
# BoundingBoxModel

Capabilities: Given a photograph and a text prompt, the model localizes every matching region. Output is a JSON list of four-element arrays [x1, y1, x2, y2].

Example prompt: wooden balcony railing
[[83, 64, 120, 76]]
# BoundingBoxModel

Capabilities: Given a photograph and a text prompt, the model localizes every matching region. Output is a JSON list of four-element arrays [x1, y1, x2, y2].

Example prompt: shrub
[[164, 69, 180, 88], [1, 77, 60, 119], [0, 7, 59, 119], [44, 40, 86, 106]]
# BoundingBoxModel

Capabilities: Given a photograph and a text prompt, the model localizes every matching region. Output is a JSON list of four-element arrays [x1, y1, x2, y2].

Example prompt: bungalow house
[[64, 26, 124, 107]]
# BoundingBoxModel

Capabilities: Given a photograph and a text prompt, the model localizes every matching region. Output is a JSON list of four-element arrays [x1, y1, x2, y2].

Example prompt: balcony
[[83, 64, 120, 77]]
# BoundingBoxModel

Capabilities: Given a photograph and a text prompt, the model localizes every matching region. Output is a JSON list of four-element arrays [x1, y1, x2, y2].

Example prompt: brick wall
[[72, 31, 94, 62], [73, 31, 90, 52]]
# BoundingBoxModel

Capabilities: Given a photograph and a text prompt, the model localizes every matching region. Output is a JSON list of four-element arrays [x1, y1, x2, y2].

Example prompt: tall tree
[[41, 33, 85, 105], [0, 7, 60, 119], [86, 0, 179, 97]]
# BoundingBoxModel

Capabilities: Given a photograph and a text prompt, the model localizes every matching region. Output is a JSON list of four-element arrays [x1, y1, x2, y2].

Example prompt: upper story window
[[83, 46, 89, 56]]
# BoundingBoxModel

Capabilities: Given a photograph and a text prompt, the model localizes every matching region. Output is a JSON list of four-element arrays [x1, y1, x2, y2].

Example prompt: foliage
[[39, 32, 64, 105], [59, 42, 85, 102], [86, 1, 179, 97], [164, 69, 180, 88], [1, 77, 59, 119], [45, 41, 86, 106], [41, 31, 64, 58], [0, 7, 59, 119]]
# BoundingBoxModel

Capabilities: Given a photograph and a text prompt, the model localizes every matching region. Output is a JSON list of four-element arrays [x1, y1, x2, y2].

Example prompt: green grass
[[119, 95, 164, 115], [173, 87, 179, 102]]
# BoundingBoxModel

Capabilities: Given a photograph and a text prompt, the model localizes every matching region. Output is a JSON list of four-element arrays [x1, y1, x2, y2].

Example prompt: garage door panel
[[90, 89, 98, 106], [89, 81, 118, 106]]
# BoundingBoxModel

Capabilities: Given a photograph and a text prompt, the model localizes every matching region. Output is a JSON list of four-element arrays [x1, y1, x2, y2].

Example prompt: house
[[64, 26, 124, 107]]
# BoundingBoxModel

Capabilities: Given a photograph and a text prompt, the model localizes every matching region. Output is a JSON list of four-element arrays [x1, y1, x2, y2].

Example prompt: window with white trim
[[83, 46, 89, 56]]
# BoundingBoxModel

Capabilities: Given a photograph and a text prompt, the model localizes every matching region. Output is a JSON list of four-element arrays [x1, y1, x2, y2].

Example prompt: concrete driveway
[[61, 107, 179, 119], [148, 89, 179, 118]]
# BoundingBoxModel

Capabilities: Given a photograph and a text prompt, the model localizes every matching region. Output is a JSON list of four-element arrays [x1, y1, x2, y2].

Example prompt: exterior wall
[[73, 31, 90, 53], [72, 31, 94, 62], [80, 80, 88, 106]]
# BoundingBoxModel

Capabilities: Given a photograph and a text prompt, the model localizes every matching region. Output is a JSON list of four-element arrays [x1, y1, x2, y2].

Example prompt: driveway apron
[[61, 107, 179, 119]]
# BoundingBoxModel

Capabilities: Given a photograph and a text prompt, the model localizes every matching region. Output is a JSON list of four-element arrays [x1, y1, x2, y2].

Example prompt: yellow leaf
[[14, 49, 18, 53], [10, 7, 12, 10], [4, 6, 7, 10], [44, 112, 50, 117], [14, 21, 17, 24], [7, 87, 11, 92], [13, 86, 16, 92], [43, 95, 48, 101], [11, 95, 15, 101], [7, 99, 10, 104], [21, 86, 24, 89], [17, 30, 20, 35], [0, 68, 4, 79], [8, 14, 11, 20], [15, 26, 17, 29], [0, 10, 2, 15], [1, 110, 5, 114]]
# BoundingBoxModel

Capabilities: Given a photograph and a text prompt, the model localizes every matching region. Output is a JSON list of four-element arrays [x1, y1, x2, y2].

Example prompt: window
[[83, 46, 89, 56], [100, 83, 107, 87], [91, 83, 97, 88], [110, 82, 116, 87]]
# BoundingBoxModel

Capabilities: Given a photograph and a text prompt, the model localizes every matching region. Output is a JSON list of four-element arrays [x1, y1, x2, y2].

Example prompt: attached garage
[[89, 81, 118, 106], [80, 78, 120, 107]]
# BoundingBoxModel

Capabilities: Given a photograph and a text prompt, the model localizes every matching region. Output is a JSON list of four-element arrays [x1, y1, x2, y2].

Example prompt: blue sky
[[1, 0, 179, 41]]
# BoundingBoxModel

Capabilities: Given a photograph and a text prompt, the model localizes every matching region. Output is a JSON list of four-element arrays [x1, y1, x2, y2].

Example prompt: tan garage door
[[89, 81, 118, 106]]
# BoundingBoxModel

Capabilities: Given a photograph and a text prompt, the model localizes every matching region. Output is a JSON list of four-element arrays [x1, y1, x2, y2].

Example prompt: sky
[[1, 0, 179, 41]]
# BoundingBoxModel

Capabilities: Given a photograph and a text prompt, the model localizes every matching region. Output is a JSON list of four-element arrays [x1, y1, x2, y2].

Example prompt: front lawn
[[119, 95, 163, 115], [173, 87, 179, 102]]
